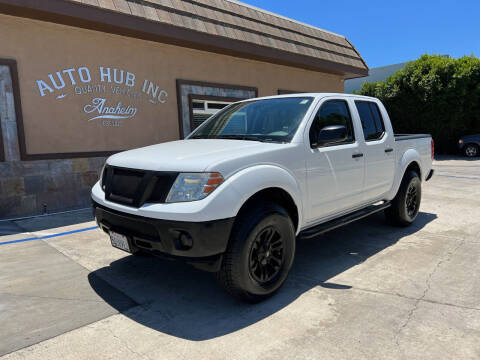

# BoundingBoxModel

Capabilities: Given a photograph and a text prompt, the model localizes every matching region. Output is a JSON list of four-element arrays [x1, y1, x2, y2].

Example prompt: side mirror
[[312, 125, 348, 147]]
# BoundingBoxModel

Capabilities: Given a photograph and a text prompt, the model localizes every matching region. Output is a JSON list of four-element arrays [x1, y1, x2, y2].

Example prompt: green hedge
[[357, 54, 480, 154]]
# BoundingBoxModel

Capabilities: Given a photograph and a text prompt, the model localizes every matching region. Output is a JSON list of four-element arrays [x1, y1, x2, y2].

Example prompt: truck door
[[305, 99, 365, 223], [354, 100, 395, 201]]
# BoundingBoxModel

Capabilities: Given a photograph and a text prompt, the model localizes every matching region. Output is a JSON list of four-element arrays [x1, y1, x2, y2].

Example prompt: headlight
[[99, 163, 107, 190], [166, 172, 223, 203]]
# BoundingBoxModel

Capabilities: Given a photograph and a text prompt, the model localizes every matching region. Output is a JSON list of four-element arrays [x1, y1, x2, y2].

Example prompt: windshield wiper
[[190, 135, 213, 139], [217, 135, 266, 142], [191, 134, 280, 143]]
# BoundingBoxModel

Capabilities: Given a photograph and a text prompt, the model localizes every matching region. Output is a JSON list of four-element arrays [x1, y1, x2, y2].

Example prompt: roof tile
[[63, 0, 367, 74], [170, 0, 187, 12], [143, 4, 160, 21], [97, 0, 116, 11], [156, 8, 174, 24], [128, 2, 145, 17], [157, 0, 173, 8], [83, 0, 100, 6], [112, 0, 131, 14]]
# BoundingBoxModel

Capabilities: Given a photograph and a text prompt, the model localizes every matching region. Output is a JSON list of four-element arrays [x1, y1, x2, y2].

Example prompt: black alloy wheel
[[248, 226, 284, 284], [405, 183, 418, 218], [216, 201, 296, 303], [385, 170, 421, 227]]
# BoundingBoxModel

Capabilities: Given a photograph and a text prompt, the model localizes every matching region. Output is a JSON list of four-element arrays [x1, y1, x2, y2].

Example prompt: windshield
[[188, 97, 314, 143]]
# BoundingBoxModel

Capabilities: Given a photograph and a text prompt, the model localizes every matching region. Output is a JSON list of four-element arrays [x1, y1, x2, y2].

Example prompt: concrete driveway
[[1, 157, 479, 359]]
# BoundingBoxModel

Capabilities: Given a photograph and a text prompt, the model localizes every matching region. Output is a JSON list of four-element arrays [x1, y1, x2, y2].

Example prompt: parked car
[[91, 93, 434, 302], [458, 134, 480, 157]]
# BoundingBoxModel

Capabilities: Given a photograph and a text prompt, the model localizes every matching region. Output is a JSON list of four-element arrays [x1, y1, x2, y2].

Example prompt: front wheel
[[216, 202, 296, 303], [385, 170, 422, 227]]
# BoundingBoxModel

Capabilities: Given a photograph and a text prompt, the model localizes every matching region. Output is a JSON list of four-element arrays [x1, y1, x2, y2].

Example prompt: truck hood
[[107, 139, 291, 173]]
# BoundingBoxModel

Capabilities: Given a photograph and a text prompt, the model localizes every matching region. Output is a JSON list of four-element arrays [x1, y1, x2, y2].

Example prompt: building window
[[176, 79, 257, 138], [189, 95, 239, 131]]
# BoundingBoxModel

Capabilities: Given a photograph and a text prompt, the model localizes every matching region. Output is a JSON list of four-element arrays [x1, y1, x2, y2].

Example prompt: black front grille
[[111, 168, 144, 200], [103, 165, 178, 207]]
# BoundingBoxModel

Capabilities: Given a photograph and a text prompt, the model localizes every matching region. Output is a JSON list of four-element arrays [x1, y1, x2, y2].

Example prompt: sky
[[240, 0, 479, 68]]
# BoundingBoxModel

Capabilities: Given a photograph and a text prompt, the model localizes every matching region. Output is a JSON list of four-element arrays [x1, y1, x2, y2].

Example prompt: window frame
[[177, 79, 258, 139], [308, 99, 356, 148], [354, 100, 386, 142]]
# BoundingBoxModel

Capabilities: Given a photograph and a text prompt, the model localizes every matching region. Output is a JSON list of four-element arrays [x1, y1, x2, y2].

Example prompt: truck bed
[[394, 134, 433, 181], [395, 134, 431, 141]]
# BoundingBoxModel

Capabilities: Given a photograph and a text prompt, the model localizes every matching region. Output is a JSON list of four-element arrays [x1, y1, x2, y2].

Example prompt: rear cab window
[[355, 101, 385, 141]]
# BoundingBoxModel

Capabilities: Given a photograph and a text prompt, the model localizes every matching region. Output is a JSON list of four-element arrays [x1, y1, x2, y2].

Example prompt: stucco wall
[[0, 13, 344, 219]]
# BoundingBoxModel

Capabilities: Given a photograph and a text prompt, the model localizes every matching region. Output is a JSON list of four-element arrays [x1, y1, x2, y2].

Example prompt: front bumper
[[92, 200, 234, 270]]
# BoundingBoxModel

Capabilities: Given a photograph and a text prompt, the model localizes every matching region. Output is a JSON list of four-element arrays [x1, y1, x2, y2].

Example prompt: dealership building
[[0, 0, 368, 219]]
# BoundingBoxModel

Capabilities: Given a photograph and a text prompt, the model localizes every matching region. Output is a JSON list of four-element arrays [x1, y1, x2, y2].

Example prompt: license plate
[[110, 231, 131, 253]]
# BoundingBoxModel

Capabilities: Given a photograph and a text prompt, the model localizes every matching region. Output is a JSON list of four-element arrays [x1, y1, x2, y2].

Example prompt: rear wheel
[[385, 170, 421, 227], [216, 202, 295, 303], [464, 144, 479, 157]]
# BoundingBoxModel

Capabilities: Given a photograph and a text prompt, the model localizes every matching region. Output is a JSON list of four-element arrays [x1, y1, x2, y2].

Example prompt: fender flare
[[388, 149, 422, 199], [218, 165, 304, 232]]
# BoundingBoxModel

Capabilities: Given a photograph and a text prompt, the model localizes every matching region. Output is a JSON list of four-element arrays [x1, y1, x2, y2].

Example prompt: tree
[[357, 54, 480, 153]]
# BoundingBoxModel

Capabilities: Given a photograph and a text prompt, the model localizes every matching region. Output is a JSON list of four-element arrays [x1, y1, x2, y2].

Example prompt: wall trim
[[176, 79, 258, 139], [18, 150, 119, 161], [0, 58, 22, 162], [278, 89, 308, 95], [0, 112, 4, 161]]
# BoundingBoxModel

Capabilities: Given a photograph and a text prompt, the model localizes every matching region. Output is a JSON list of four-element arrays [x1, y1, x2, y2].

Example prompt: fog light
[[177, 231, 193, 250]]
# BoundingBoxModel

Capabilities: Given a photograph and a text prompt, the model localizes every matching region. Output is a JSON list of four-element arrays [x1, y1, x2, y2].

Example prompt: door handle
[[352, 153, 364, 158], [385, 148, 394, 153]]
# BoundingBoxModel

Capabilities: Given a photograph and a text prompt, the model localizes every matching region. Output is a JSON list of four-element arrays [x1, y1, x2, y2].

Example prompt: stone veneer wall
[[0, 65, 105, 219]]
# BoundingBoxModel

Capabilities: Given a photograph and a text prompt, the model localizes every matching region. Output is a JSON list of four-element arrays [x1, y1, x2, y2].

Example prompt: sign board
[[16, 58, 178, 158], [35, 66, 167, 128]]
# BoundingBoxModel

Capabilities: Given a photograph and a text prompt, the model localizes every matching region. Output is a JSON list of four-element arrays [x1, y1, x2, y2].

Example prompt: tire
[[216, 202, 296, 303], [464, 144, 479, 157], [385, 170, 421, 227]]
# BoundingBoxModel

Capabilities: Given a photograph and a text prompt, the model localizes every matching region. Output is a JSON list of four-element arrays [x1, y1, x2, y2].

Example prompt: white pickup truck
[[92, 93, 434, 302]]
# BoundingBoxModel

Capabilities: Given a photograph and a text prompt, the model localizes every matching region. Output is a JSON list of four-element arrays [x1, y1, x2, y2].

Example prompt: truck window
[[189, 97, 314, 143], [355, 101, 385, 141], [309, 100, 355, 146]]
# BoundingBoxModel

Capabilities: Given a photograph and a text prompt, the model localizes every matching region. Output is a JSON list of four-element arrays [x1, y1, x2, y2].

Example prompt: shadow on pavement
[[88, 211, 437, 341], [434, 155, 479, 162], [0, 209, 93, 236]]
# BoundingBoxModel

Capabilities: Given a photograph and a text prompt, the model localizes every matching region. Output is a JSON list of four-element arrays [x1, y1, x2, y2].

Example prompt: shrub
[[357, 54, 480, 153]]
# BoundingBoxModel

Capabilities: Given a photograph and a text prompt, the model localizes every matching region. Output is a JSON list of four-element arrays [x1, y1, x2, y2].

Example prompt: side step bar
[[298, 201, 391, 240]]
